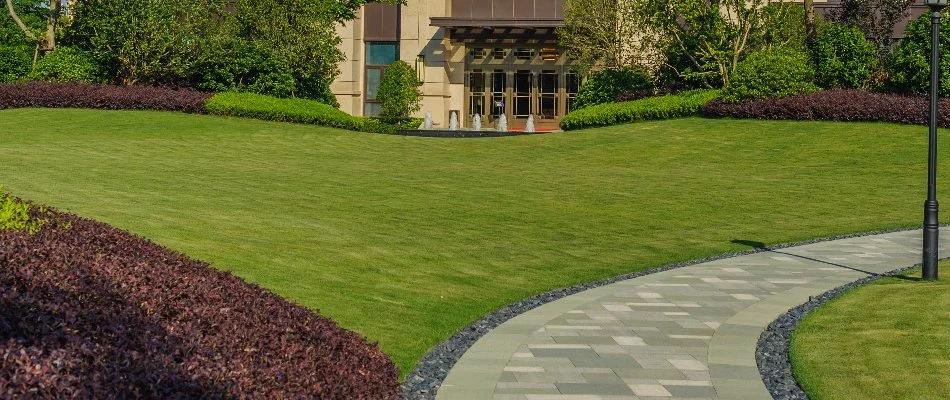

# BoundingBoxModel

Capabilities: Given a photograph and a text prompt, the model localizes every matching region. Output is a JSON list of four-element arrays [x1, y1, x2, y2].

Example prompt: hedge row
[[0, 197, 399, 399], [560, 90, 721, 131], [702, 89, 950, 127], [204, 92, 417, 134], [0, 82, 210, 113]]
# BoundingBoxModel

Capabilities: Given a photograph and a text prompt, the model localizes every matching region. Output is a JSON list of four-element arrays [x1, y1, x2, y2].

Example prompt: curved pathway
[[436, 229, 948, 400]]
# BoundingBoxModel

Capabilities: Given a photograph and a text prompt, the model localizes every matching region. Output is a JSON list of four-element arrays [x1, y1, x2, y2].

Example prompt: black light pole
[[924, 0, 947, 281]]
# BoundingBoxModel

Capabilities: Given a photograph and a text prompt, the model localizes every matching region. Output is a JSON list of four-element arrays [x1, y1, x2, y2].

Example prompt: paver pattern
[[436, 230, 948, 400]]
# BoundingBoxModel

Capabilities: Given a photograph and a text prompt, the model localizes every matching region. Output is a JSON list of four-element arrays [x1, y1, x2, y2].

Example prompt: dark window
[[514, 70, 533, 117], [493, 48, 507, 59], [469, 69, 486, 117], [365, 42, 399, 117], [514, 48, 534, 60], [539, 70, 559, 118], [469, 47, 486, 60]]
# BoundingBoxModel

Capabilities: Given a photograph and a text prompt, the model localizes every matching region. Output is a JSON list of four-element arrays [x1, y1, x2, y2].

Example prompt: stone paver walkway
[[436, 230, 948, 400]]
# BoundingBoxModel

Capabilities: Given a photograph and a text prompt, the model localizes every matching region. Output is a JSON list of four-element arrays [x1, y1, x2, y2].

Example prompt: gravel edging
[[756, 258, 947, 400], [401, 225, 934, 399]]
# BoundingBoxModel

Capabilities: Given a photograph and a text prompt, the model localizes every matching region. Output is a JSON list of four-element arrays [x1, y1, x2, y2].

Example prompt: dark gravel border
[[395, 129, 551, 138], [756, 258, 947, 400], [401, 225, 935, 399]]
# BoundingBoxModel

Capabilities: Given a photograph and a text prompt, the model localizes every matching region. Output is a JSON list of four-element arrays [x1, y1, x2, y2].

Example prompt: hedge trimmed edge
[[703, 89, 950, 128], [0, 195, 399, 399], [560, 90, 721, 131], [0, 82, 210, 113]]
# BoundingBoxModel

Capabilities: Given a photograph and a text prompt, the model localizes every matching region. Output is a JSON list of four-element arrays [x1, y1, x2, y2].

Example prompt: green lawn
[[0, 108, 946, 375], [791, 267, 950, 399]]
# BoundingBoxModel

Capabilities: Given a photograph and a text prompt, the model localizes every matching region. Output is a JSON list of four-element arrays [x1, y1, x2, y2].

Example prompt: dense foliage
[[703, 89, 950, 128], [559, 89, 719, 131], [0, 198, 400, 399], [574, 67, 652, 110], [831, 0, 914, 56], [811, 24, 879, 90], [0, 45, 32, 83], [642, 0, 807, 87], [29, 46, 101, 83], [205, 92, 412, 134], [0, 82, 210, 113], [0, 188, 46, 235], [888, 14, 950, 98], [0, 1, 46, 47], [376, 61, 422, 121], [720, 48, 818, 103]]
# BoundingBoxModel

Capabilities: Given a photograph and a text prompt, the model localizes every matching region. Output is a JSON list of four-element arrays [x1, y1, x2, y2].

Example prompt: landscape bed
[[0, 193, 399, 399]]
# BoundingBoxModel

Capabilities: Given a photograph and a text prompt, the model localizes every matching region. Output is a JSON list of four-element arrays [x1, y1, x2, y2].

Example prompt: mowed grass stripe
[[0, 108, 944, 375]]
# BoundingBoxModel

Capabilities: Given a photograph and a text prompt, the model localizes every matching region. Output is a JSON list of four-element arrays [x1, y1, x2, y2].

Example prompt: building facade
[[332, 0, 929, 129]]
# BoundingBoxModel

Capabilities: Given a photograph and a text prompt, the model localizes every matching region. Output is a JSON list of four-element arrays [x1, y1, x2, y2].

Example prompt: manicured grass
[[1, 108, 947, 375], [791, 266, 950, 399]]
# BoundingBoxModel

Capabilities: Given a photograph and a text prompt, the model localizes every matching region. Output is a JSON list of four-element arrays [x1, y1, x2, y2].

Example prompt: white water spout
[[525, 115, 536, 133], [473, 114, 481, 131], [496, 114, 508, 132], [449, 111, 459, 130], [423, 112, 434, 130]]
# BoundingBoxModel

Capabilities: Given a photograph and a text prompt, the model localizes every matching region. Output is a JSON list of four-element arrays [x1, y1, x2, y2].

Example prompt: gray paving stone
[[436, 230, 948, 400]]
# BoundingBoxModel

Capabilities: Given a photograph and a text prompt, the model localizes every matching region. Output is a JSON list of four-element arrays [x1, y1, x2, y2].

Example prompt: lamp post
[[924, 0, 947, 281]]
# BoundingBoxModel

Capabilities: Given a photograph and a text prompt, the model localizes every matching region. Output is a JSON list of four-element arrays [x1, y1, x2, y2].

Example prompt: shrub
[[887, 14, 950, 97], [205, 92, 402, 134], [0, 45, 33, 83], [0, 82, 211, 113], [703, 89, 950, 128], [811, 24, 879, 89], [720, 47, 818, 103], [573, 67, 652, 110], [560, 89, 720, 131], [376, 60, 422, 121], [615, 82, 687, 103], [196, 39, 298, 98], [29, 46, 102, 83], [0, 188, 46, 235], [0, 201, 400, 399]]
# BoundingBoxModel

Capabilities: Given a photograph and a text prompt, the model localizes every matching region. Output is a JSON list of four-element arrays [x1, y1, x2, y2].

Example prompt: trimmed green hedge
[[205, 92, 417, 134], [559, 90, 720, 131]]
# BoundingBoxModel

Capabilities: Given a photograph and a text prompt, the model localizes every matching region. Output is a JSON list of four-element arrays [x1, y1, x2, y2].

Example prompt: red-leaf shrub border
[[0, 82, 211, 114], [702, 89, 950, 128], [0, 203, 399, 399]]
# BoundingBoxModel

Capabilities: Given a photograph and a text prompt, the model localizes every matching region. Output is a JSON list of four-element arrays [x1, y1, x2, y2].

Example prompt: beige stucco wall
[[332, 0, 465, 128]]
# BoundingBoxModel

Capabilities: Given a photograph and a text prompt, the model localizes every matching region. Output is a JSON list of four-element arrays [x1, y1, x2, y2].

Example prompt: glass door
[[491, 70, 507, 123], [468, 69, 487, 121], [514, 70, 533, 119], [538, 70, 559, 120]]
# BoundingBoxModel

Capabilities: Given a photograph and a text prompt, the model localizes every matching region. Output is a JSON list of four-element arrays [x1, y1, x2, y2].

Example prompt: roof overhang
[[430, 18, 564, 29]]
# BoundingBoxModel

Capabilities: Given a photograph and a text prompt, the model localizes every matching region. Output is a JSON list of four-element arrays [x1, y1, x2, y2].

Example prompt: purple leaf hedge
[[702, 89, 950, 127], [0, 202, 399, 399], [0, 82, 210, 114]]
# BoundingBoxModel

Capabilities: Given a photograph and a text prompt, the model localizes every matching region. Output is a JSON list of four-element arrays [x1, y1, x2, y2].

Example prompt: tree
[[640, 0, 805, 87], [832, 0, 914, 56], [376, 60, 421, 121], [5, 0, 61, 66], [558, 0, 657, 75]]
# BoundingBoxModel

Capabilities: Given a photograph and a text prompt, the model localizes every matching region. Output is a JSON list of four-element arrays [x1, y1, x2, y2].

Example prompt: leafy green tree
[[376, 60, 421, 121], [640, 0, 805, 88], [573, 67, 652, 109], [559, 0, 653, 75], [4, 0, 60, 66], [66, 0, 223, 85], [832, 0, 914, 57], [887, 14, 950, 97]]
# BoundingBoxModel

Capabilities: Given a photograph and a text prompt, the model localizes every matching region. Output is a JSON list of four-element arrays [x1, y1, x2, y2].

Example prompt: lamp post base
[[923, 199, 940, 281]]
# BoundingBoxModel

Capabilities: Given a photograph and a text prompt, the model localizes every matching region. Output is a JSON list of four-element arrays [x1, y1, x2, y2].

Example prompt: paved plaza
[[437, 230, 949, 400]]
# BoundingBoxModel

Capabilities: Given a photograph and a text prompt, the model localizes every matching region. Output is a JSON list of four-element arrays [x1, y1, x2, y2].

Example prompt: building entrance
[[465, 46, 579, 131]]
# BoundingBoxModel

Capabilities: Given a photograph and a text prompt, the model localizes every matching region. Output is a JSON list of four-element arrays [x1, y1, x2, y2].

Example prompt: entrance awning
[[430, 18, 564, 29]]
